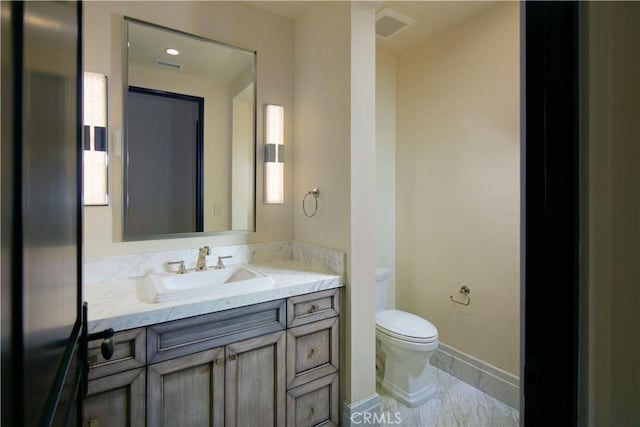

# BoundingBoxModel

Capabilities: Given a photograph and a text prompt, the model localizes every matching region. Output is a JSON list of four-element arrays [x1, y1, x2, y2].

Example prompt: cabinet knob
[[309, 406, 318, 419], [307, 348, 316, 360], [307, 304, 319, 314], [228, 354, 237, 361]]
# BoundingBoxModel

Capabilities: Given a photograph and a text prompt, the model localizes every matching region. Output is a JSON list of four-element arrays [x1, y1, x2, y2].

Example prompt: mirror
[[124, 18, 256, 240]]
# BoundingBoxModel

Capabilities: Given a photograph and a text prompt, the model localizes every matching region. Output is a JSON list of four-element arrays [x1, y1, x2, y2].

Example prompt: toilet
[[375, 268, 439, 408]]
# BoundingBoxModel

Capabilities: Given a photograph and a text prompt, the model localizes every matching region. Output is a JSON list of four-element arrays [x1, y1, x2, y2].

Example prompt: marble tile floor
[[378, 367, 519, 427]]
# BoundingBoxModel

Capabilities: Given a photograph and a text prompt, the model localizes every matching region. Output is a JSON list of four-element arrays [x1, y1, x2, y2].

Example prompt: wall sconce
[[264, 104, 284, 204], [83, 71, 108, 206]]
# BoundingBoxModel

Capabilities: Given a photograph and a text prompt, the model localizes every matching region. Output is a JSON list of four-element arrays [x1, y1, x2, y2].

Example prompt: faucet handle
[[168, 260, 187, 274], [215, 255, 233, 270]]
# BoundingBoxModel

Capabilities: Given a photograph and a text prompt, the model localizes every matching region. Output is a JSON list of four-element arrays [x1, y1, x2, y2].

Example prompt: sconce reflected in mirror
[[264, 104, 284, 204], [83, 71, 109, 206]]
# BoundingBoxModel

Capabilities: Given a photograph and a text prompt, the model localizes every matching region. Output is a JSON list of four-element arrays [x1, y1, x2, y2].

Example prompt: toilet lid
[[376, 310, 438, 342]]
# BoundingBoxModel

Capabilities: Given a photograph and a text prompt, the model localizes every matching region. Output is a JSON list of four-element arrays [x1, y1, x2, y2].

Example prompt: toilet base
[[380, 378, 436, 408]]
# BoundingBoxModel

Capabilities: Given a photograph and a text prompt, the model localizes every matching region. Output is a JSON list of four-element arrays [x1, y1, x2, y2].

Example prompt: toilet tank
[[376, 267, 392, 313]]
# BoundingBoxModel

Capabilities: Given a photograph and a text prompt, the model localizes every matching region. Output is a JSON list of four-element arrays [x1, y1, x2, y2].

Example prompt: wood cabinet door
[[147, 347, 225, 427], [84, 368, 146, 427], [225, 331, 286, 427]]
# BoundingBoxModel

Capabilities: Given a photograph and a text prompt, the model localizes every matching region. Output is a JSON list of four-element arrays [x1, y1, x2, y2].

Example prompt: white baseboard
[[431, 342, 520, 410], [342, 393, 381, 426]]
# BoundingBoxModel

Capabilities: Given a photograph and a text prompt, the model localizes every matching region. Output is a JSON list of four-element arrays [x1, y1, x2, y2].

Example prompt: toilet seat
[[376, 310, 438, 343]]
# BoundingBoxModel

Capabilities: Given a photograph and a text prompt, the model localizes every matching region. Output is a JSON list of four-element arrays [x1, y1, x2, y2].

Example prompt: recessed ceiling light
[[165, 48, 179, 56]]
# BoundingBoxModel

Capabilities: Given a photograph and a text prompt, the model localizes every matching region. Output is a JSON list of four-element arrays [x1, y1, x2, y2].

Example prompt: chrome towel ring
[[303, 187, 320, 217]]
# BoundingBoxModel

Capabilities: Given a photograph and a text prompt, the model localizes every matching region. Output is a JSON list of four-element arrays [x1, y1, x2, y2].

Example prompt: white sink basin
[[139, 264, 275, 303]]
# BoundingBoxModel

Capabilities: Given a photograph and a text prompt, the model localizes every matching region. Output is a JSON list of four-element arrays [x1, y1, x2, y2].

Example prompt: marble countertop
[[85, 261, 343, 333]]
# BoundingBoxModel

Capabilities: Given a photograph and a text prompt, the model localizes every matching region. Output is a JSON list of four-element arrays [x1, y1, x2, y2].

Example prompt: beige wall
[[83, 1, 294, 257], [580, 3, 640, 425], [292, 2, 350, 252], [231, 85, 255, 231], [293, 1, 377, 405], [376, 48, 397, 308], [395, 2, 520, 375]]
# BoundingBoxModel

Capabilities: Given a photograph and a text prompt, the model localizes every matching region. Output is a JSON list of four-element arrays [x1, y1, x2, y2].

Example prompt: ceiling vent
[[154, 58, 182, 70], [375, 8, 415, 39]]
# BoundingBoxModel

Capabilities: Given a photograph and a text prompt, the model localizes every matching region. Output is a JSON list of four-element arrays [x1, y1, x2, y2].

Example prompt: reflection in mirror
[[124, 18, 256, 240], [83, 72, 109, 206]]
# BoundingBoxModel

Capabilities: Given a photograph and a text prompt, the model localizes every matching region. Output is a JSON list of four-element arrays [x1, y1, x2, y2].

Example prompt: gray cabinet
[[147, 300, 286, 363], [225, 332, 286, 427], [147, 347, 225, 426], [285, 291, 341, 427], [85, 328, 146, 427], [287, 289, 340, 328], [286, 373, 339, 427], [84, 368, 146, 427], [286, 317, 339, 389], [85, 289, 340, 427], [146, 331, 286, 427]]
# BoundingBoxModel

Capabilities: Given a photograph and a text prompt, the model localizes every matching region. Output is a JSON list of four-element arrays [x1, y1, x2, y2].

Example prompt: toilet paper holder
[[450, 285, 471, 306]]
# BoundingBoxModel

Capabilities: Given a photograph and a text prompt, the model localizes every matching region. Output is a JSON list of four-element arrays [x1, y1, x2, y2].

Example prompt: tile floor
[[378, 367, 519, 427]]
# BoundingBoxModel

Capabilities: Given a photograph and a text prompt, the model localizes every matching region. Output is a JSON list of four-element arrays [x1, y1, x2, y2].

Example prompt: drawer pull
[[309, 406, 318, 419], [307, 304, 319, 314], [307, 348, 316, 360]]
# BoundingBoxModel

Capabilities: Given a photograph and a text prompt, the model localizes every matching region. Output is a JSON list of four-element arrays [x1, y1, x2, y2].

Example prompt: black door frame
[[522, 2, 580, 424], [1, 1, 85, 425]]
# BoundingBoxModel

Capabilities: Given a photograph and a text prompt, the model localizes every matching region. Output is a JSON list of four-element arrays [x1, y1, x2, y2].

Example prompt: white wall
[[83, 1, 294, 257], [293, 1, 377, 405], [395, 2, 520, 375], [376, 48, 396, 308], [580, 3, 640, 425]]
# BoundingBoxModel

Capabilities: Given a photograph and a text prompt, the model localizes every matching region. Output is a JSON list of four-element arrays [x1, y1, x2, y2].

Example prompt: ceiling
[[128, 21, 254, 81], [244, 1, 495, 54], [375, 1, 496, 54], [245, 1, 311, 19]]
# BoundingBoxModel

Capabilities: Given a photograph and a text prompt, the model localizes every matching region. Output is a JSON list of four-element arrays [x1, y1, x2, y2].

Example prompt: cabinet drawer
[[287, 289, 339, 327], [88, 328, 145, 380], [286, 373, 339, 427], [287, 317, 339, 389], [85, 368, 146, 427], [147, 299, 286, 363]]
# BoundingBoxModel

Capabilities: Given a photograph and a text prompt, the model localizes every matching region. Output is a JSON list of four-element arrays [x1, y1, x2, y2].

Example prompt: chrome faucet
[[196, 246, 211, 271], [214, 255, 233, 270], [167, 260, 187, 274]]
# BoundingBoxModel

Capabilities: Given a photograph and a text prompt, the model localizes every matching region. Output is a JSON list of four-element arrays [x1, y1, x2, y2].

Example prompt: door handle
[[88, 329, 115, 360]]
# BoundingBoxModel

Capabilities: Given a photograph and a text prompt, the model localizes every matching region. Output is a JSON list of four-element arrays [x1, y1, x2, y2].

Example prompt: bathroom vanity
[[83, 244, 344, 427]]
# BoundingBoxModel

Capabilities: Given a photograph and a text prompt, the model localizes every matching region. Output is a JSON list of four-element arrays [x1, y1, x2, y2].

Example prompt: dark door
[[522, 1, 580, 424], [1, 2, 84, 426], [125, 87, 204, 238]]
